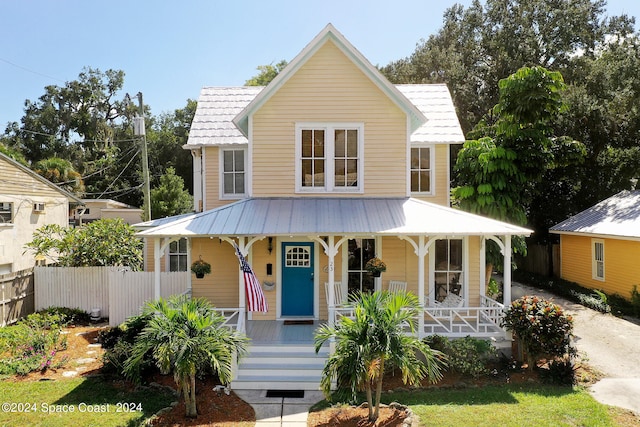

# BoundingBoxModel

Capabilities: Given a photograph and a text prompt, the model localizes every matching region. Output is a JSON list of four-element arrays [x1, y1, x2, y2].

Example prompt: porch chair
[[324, 281, 346, 307], [387, 280, 407, 293], [431, 292, 464, 317]]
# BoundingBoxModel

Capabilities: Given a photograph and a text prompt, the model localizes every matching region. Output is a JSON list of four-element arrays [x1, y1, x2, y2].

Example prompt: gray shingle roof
[[185, 84, 464, 147], [550, 190, 640, 239], [137, 197, 531, 238]]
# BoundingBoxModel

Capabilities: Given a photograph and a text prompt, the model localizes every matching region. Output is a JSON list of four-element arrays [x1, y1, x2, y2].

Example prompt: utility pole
[[133, 92, 151, 221]]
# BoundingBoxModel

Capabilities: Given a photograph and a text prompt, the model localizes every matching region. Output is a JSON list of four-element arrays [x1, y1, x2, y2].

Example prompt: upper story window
[[0, 202, 13, 224], [410, 146, 433, 194], [220, 148, 246, 198], [592, 239, 605, 281], [168, 238, 188, 272], [296, 123, 363, 193]]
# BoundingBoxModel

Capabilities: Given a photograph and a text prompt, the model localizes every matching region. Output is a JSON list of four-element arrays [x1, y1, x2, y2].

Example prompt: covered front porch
[[138, 197, 531, 342]]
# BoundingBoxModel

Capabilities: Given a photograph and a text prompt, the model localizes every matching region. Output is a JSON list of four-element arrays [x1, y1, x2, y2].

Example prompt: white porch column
[[153, 238, 161, 299], [503, 235, 512, 304], [326, 236, 337, 329], [417, 235, 426, 337], [237, 237, 247, 316], [480, 237, 486, 298]]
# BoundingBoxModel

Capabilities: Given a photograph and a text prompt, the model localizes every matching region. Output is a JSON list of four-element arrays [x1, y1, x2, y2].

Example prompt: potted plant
[[191, 258, 212, 279], [365, 257, 386, 277]]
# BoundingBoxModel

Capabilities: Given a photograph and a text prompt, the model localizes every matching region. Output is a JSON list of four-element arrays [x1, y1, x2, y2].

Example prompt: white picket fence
[[34, 267, 190, 326]]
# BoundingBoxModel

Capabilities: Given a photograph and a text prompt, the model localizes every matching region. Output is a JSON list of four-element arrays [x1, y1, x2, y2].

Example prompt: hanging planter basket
[[191, 257, 212, 279], [365, 257, 386, 278]]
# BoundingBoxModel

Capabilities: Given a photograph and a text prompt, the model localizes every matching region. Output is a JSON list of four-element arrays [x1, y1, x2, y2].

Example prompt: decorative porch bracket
[[219, 235, 266, 333], [484, 235, 512, 305], [308, 235, 351, 330]]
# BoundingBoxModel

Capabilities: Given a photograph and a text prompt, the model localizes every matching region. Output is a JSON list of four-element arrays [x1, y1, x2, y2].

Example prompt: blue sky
[[1, 0, 639, 127]]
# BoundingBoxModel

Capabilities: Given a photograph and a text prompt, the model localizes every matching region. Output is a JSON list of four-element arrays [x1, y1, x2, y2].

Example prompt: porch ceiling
[[135, 197, 531, 239]]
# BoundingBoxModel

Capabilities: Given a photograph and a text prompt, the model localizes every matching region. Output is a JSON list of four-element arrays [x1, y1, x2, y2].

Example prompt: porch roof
[[136, 197, 531, 238]]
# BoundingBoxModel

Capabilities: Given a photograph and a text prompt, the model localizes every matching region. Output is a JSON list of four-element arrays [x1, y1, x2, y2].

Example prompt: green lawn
[[0, 376, 175, 427], [392, 384, 624, 427], [312, 383, 634, 427]]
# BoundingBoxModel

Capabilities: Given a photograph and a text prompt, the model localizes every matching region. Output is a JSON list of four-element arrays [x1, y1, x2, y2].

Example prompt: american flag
[[234, 244, 268, 313]]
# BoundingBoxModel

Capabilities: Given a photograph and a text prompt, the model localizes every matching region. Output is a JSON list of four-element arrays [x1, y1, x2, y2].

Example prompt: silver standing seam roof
[[550, 190, 640, 239], [184, 84, 464, 147], [136, 197, 531, 238]]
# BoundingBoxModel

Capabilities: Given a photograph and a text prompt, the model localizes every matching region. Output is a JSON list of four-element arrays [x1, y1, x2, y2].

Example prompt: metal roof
[[136, 197, 531, 238], [185, 84, 464, 147], [550, 190, 640, 239]]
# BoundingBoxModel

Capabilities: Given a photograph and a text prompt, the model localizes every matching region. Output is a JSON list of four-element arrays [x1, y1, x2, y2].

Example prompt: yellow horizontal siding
[[468, 236, 481, 306], [0, 160, 66, 198], [252, 40, 407, 197], [560, 234, 640, 299], [191, 238, 240, 308]]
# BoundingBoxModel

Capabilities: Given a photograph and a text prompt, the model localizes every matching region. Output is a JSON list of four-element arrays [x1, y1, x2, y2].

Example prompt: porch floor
[[246, 320, 323, 344]]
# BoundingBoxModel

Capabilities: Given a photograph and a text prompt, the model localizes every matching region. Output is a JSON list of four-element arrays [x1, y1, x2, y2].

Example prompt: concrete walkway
[[512, 281, 640, 415], [234, 389, 324, 426]]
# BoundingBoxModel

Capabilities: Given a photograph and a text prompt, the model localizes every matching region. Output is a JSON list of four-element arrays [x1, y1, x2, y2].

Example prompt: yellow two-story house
[[137, 24, 530, 389]]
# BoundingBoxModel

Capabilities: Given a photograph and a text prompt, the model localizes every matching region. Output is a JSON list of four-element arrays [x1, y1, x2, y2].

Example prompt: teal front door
[[281, 242, 314, 317]]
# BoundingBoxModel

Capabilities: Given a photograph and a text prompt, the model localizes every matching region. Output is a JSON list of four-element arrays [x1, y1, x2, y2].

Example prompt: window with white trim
[[0, 202, 13, 224], [410, 146, 433, 194], [592, 239, 605, 281], [296, 123, 363, 193], [168, 238, 188, 272], [221, 148, 246, 198], [434, 239, 463, 302], [347, 238, 376, 294]]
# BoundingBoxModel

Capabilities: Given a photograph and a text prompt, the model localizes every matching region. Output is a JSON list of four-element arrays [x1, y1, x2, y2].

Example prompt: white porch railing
[[212, 308, 245, 333], [331, 296, 506, 339]]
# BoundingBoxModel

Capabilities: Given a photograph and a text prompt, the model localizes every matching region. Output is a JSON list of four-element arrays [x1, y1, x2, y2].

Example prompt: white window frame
[[219, 146, 248, 199], [592, 239, 605, 281], [167, 238, 188, 272], [0, 202, 13, 224], [295, 122, 364, 193], [410, 144, 435, 195]]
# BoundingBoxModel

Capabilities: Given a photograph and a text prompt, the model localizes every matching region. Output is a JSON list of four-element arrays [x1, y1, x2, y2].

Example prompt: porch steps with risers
[[231, 343, 329, 390]]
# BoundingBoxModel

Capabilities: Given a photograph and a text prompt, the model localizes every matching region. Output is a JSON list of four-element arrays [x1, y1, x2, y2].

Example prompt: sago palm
[[123, 295, 249, 418], [315, 290, 446, 422]]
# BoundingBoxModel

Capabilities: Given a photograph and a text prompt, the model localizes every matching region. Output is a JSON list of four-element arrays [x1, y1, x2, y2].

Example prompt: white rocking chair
[[324, 281, 346, 307], [387, 280, 407, 293]]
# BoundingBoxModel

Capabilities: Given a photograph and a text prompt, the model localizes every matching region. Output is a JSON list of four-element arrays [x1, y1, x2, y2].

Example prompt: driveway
[[512, 281, 640, 415]]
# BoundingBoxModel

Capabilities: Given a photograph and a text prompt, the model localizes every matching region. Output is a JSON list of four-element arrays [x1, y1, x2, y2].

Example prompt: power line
[[0, 57, 66, 83]]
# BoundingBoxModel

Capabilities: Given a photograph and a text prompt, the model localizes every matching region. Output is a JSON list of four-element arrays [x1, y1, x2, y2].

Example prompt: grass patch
[[311, 384, 629, 426], [0, 376, 175, 426]]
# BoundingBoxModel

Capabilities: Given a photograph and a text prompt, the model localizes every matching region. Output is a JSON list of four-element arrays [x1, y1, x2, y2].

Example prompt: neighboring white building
[[0, 152, 82, 273], [70, 199, 143, 227]]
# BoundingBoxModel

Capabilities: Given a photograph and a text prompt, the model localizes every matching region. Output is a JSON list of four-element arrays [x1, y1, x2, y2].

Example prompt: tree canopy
[[245, 60, 288, 86]]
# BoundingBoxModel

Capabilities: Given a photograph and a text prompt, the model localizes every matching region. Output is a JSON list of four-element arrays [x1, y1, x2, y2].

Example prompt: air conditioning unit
[[33, 203, 45, 213]]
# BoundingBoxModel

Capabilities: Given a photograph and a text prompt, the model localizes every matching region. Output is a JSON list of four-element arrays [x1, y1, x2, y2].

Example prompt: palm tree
[[33, 157, 85, 194], [314, 290, 446, 422], [123, 295, 249, 418]]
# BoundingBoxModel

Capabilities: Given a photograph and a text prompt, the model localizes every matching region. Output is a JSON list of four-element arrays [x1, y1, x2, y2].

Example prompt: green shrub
[[570, 290, 611, 314], [100, 313, 154, 376], [0, 312, 69, 376], [502, 296, 574, 370], [424, 335, 496, 378], [540, 357, 576, 385], [38, 307, 91, 325], [631, 285, 640, 317]]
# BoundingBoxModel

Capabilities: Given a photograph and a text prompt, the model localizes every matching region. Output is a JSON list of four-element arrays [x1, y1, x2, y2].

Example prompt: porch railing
[[331, 296, 506, 339], [212, 308, 245, 333]]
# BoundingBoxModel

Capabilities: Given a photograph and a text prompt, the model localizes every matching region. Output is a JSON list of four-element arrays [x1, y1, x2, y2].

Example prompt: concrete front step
[[232, 343, 328, 390]]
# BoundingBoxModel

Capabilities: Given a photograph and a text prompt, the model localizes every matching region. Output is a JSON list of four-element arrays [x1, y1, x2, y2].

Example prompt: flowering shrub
[[364, 257, 386, 274], [502, 295, 574, 369]]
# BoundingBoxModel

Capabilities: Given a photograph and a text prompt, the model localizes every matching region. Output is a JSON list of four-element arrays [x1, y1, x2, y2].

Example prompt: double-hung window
[[221, 148, 246, 198], [410, 146, 433, 194], [434, 239, 463, 302], [346, 238, 376, 295], [0, 202, 13, 224], [592, 239, 605, 281], [168, 238, 188, 272], [296, 123, 363, 193]]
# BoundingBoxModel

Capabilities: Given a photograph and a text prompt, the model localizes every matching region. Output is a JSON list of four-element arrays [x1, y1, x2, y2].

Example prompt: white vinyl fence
[[35, 267, 190, 326]]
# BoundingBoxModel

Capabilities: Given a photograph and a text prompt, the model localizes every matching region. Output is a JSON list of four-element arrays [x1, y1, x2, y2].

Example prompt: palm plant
[[123, 295, 249, 418], [314, 290, 446, 422]]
